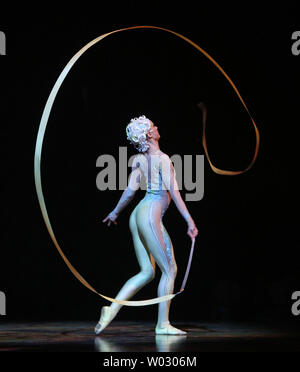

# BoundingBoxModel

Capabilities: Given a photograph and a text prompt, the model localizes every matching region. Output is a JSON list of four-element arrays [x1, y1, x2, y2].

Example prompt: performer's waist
[[145, 189, 168, 196]]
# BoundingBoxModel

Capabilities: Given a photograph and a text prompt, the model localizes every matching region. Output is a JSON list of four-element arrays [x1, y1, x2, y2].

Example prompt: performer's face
[[148, 120, 160, 141]]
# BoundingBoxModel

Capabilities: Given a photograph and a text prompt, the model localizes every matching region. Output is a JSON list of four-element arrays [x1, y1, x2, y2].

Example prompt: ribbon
[[34, 26, 260, 306]]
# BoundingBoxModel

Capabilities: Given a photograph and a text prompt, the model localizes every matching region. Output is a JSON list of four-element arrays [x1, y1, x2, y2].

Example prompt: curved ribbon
[[34, 26, 260, 306]]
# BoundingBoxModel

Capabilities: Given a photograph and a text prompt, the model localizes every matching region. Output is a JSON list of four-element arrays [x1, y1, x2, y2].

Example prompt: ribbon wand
[[177, 237, 196, 294]]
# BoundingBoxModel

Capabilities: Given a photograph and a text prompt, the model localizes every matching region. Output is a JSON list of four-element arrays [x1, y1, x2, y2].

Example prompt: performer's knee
[[168, 263, 177, 280], [140, 268, 155, 284], [160, 263, 177, 281]]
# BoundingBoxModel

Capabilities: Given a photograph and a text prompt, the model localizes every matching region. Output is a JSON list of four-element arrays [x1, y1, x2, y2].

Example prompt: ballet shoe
[[94, 306, 115, 335], [155, 322, 187, 335]]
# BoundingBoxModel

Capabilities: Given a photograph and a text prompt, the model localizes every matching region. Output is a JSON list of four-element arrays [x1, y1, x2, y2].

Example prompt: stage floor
[[0, 321, 300, 352]]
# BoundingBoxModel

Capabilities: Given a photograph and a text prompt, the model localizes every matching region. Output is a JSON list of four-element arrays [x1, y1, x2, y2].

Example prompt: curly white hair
[[126, 115, 152, 153]]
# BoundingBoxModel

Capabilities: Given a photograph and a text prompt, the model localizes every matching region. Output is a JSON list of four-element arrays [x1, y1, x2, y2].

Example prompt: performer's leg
[[95, 206, 155, 334], [108, 206, 156, 316], [156, 222, 178, 328], [136, 200, 186, 335]]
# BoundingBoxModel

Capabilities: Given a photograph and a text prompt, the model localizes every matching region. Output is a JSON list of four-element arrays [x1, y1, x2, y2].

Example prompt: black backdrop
[[0, 2, 299, 323]]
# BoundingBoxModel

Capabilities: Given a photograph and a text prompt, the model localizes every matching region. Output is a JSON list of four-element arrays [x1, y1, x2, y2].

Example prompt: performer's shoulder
[[159, 152, 171, 161], [132, 153, 143, 166]]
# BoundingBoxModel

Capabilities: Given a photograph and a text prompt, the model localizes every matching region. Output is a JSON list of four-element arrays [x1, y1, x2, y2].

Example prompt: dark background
[[0, 2, 299, 324]]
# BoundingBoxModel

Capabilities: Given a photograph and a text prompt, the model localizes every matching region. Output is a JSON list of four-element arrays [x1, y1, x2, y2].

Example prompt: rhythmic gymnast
[[95, 115, 198, 335]]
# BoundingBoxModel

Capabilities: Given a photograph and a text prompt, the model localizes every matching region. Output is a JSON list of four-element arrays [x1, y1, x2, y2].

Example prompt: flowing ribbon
[[34, 26, 260, 306]]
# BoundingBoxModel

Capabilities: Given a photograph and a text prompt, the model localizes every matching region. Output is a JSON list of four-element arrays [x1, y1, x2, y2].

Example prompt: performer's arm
[[103, 163, 141, 225], [160, 154, 198, 238]]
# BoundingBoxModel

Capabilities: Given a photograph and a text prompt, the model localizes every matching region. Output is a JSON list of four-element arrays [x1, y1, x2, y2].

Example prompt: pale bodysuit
[[106, 150, 193, 330]]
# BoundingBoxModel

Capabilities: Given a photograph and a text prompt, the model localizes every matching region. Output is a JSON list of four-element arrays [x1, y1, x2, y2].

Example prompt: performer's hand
[[187, 222, 198, 240], [102, 212, 118, 227]]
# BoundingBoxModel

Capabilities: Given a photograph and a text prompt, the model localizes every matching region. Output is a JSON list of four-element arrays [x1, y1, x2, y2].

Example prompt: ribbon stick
[[177, 238, 196, 294], [34, 26, 259, 306]]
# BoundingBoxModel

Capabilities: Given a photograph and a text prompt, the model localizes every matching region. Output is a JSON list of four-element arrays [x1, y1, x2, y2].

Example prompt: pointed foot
[[94, 306, 115, 335]]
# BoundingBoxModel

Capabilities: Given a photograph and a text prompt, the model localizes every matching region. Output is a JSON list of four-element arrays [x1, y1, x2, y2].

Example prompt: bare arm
[[160, 154, 198, 239]]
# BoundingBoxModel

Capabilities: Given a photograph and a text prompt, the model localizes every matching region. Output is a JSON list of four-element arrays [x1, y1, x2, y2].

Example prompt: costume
[[98, 150, 193, 333]]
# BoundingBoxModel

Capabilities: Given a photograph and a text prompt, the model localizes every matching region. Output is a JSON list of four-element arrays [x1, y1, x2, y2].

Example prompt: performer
[[95, 115, 198, 335]]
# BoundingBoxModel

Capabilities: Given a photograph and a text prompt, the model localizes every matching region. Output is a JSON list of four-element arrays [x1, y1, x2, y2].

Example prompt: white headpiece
[[126, 115, 152, 153]]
